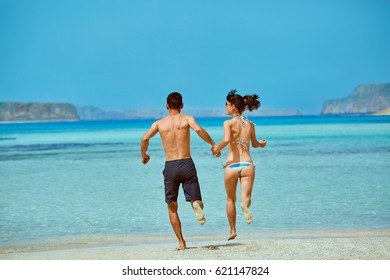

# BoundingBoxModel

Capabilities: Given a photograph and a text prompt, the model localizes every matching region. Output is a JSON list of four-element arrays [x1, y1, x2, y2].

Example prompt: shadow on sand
[[186, 242, 244, 251]]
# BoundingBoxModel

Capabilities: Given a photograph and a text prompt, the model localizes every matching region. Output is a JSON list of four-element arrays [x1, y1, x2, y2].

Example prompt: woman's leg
[[224, 168, 239, 240], [239, 165, 255, 223]]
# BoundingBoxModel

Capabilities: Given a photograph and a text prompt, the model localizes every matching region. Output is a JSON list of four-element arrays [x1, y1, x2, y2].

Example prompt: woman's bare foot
[[241, 202, 252, 224], [227, 232, 237, 241]]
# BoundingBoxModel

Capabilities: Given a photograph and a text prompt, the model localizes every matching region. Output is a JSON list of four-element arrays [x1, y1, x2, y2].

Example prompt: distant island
[[2, 83, 390, 122], [76, 106, 301, 120], [321, 83, 390, 115], [0, 102, 301, 123], [0, 102, 79, 123]]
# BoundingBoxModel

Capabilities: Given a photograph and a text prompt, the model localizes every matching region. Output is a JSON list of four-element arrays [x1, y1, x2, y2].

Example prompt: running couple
[[140, 91, 267, 249]]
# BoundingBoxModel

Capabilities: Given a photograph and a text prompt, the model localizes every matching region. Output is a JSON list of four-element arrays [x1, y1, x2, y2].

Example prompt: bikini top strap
[[241, 115, 256, 126], [233, 114, 256, 126]]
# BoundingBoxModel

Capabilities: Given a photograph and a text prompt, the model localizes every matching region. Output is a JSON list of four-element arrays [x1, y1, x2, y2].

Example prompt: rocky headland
[[321, 83, 390, 115], [0, 102, 79, 122]]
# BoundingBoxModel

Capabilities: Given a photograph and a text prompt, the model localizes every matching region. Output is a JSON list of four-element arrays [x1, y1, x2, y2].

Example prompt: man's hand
[[142, 154, 150, 164]]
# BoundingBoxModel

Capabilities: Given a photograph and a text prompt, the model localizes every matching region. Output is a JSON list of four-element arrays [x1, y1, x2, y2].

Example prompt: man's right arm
[[140, 121, 159, 164]]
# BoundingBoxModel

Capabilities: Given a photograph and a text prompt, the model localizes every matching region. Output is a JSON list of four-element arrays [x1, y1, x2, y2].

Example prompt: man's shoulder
[[152, 117, 168, 127], [180, 113, 194, 119], [153, 116, 168, 127], [157, 115, 173, 122], [170, 114, 194, 124]]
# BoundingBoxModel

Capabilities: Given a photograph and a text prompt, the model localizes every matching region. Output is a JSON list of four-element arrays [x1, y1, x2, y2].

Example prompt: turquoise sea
[[1, 116, 390, 245]]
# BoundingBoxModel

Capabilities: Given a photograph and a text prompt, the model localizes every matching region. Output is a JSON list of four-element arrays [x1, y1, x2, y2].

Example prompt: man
[[140, 92, 219, 250]]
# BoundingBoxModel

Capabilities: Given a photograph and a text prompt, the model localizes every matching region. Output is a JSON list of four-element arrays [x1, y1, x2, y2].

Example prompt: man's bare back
[[141, 111, 217, 163], [155, 113, 193, 161]]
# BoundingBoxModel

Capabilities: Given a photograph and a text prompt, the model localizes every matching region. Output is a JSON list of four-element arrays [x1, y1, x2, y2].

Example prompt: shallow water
[[1, 116, 389, 244]]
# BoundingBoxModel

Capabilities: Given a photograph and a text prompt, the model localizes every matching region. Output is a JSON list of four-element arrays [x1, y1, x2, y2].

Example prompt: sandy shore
[[1, 230, 389, 260]]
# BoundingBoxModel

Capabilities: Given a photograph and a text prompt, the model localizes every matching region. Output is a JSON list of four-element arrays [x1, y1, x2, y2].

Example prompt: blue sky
[[1, 0, 389, 114]]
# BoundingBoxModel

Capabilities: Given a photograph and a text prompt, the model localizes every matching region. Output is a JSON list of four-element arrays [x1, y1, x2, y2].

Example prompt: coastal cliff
[[0, 102, 79, 122], [321, 83, 390, 115]]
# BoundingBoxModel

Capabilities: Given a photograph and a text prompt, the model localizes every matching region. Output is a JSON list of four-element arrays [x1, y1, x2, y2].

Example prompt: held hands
[[211, 145, 221, 157], [142, 154, 150, 164]]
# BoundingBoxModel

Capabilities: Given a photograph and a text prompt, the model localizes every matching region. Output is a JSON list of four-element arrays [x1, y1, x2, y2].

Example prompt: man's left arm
[[188, 116, 217, 148]]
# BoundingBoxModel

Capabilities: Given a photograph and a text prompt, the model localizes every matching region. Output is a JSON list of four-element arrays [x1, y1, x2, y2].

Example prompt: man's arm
[[140, 122, 159, 164], [187, 116, 219, 156], [188, 116, 215, 146]]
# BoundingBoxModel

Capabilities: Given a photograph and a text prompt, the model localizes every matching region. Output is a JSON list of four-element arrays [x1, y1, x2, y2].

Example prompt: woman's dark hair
[[226, 89, 260, 113], [167, 92, 183, 109]]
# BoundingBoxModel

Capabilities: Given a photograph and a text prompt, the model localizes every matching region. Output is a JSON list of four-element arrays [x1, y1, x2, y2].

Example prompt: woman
[[213, 90, 267, 241]]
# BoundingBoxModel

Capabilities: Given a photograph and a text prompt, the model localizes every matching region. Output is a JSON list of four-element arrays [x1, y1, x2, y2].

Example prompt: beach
[[1, 117, 389, 263], [1, 230, 389, 260]]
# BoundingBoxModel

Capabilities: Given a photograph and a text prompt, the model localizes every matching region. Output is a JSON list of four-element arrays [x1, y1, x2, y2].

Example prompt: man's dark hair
[[167, 92, 183, 110]]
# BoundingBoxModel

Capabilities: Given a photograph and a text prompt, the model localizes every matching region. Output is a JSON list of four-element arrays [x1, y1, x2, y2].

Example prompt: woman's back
[[226, 115, 254, 165]]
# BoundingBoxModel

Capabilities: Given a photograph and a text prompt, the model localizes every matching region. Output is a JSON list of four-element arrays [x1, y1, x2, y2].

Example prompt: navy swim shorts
[[163, 158, 202, 204]]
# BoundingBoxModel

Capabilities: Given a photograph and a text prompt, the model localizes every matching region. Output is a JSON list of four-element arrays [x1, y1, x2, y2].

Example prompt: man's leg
[[168, 201, 186, 250], [191, 200, 206, 225], [181, 159, 205, 225]]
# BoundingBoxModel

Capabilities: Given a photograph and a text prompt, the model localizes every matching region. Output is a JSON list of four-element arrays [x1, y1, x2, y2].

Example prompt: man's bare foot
[[241, 202, 252, 224], [177, 240, 187, 250], [192, 201, 206, 225], [227, 232, 237, 241]]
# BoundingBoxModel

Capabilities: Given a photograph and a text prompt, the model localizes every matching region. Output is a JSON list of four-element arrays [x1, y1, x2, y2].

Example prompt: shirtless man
[[140, 92, 219, 250]]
